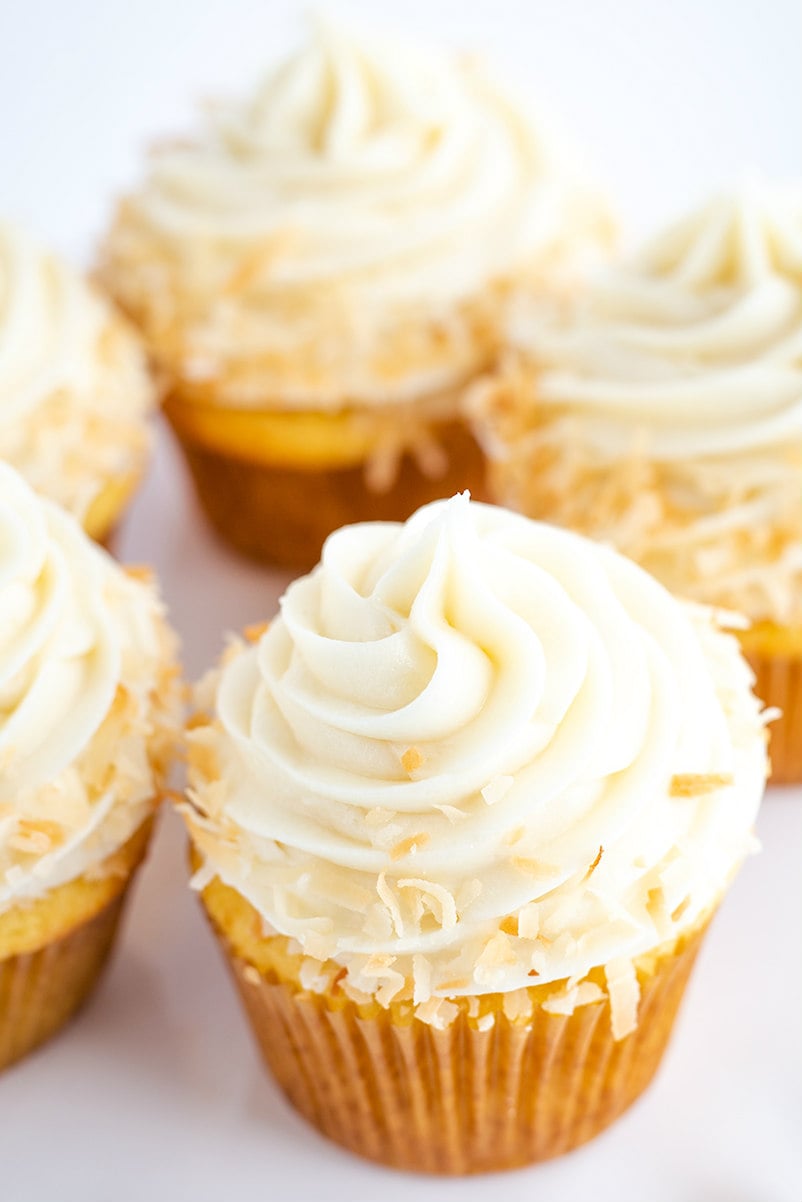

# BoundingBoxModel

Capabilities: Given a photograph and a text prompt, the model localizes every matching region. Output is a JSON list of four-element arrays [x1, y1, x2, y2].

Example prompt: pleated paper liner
[[164, 391, 487, 569], [0, 818, 153, 1072], [198, 871, 710, 1175], [738, 622, 802, 785]]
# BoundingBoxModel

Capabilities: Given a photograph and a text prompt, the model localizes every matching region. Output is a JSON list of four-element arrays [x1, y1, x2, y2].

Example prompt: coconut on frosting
[[184, 495, 767, 1036], [473, 182, 802, 625], [0, 222, 154, 523], [101, 19, 611, 410], [0, 464, 180, 912]]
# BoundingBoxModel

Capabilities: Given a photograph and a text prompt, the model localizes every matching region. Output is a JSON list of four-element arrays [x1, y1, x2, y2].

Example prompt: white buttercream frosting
[[0, 464, 179, 912], [476, 183, 802, 622], [185, 496, 767, 1008], [0, 223, 154, 522], [102, 20, 611, 407]]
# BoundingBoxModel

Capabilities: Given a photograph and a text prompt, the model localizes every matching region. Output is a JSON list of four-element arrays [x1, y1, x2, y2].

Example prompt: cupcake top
[[185, 495, 766, 1031], [501, 182, 802, 459], [0, 464, 180, 913], [102, 20, 610, 409], [475, 183, 802, 623], [0, 223, 155, 524]]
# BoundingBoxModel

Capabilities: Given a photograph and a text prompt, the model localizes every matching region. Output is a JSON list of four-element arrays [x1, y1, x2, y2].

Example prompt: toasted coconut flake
[[415, 996, 460, 1030], [455, 878, 483, 912], [298, 959, 330, 993], [242, 964, 261, 987], [587, 845, 604, 875], [123, 564, 154, 583], [376, 872, 404, 936], [669, 772, 733, 798], [398, 878, 457, 928], [476, 930, 517, 973], [433, 803, 467, 823], [412, 954, 433, 1004], [502, 988, 532, 1022], [499, 914, 519, 937], [390, 832, 430, 861], [376, 972, 406, 1006], [543, 980, 604, 1016], [400, 746, 425, 774], [243, 621, 270, 644], [481, 775, 514, 805], [476, 1012, 495, 1032], [605, 957, 640, 1041], [517, 901, 540, 940], [188, 860, 217, 891], [365, 807, 394, 827], [671, 895, 692, 923]]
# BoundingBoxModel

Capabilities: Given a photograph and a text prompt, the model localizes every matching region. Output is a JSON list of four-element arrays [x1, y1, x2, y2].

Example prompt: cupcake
[[182, 494, 767, 1173], [474, 183, 802, 782], [0, 222, 155, 545], [100, 20, 610, 568], [0, 464, 180, 1071]]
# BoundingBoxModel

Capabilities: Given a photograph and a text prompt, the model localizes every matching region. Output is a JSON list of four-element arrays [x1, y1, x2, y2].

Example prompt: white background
[[1, 2, 801, 1199]]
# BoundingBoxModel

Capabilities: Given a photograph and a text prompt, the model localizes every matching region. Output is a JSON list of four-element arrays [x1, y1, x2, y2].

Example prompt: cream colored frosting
[[185, 495, 767, 1023], [0, 223, 154, 522], [102, 20, 611, 408], [0, 464, 179, 912], [476, 184, 802, 623]]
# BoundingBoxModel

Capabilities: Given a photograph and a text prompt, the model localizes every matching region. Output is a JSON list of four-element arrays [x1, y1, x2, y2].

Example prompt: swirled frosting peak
[[185, 496, 767, 1021], [476, 182, 802, 623], [0, 222, 154, 520], [102, 20, 611, 406], [510, 181, 802, 459], [0, 464, 179, 911]]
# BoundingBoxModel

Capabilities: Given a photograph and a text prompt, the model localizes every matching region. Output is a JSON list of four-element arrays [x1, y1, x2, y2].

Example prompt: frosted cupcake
[[0, 222, 155, 545], [474, 184, 802, 782], [183, 494, 767, 1173], [0, 464, 180, 1071], [100, 20, 610, 567]]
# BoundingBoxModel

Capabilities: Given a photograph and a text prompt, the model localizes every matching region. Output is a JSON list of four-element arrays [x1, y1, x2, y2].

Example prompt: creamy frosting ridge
[[186, 496, 767, 1018], [476, 184, 802, 622], [103, 20, 610, 407], [0, 223, 154, 520], [0, 465, 179, 911]]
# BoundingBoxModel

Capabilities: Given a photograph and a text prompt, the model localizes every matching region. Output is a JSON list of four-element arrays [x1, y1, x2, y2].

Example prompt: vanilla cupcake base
[[0, 818, 153, 1072], [198, 869, 709, 1174], [165, 393, 487, 568], [738, 622, 802, 784]]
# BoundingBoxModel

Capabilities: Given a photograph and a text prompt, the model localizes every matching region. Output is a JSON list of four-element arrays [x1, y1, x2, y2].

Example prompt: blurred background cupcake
[[100, 18, 611, 568], [474, 182, 802, 782], [0, 464, 180, 1071], [182, 495, 767, 1173], [0, 222, 155, 546]]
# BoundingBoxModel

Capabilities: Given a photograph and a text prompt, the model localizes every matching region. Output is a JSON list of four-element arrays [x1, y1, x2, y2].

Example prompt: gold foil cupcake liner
[[0, 819, 153, 1072], [201, 884, 708, 1174]]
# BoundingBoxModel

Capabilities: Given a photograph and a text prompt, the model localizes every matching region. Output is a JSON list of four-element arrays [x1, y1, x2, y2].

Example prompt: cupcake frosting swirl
[[103, 21, 610, 405], [476, 184, 802, 623], [512, 183, 802, 458], [0, 465, 178, 910], [186, 496, 766, 1005], [0, 223, 154, 519]]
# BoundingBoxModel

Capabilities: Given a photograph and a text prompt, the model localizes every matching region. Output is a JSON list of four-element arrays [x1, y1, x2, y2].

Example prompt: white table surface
[[1, 2, 801, 1198]]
